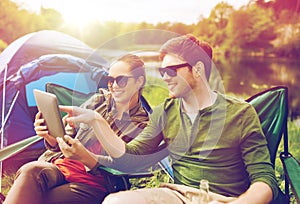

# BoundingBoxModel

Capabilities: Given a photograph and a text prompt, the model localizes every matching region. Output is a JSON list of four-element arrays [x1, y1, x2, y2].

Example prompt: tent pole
[[0, 64, 8, 192], [0, 90, 20, 193], [0, 91, 20, 133]]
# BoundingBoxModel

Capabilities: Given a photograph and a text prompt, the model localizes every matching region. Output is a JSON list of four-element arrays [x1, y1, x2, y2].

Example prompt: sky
[[14, 0, 250, 25]]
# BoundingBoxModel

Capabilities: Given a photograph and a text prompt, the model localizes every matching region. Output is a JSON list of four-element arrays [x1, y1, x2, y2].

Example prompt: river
[[143, 55, 300, 119]]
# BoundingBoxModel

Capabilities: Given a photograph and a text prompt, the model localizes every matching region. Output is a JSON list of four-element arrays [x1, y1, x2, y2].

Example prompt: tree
[[0, 0, 62, 44], [0, 39, 8, 52], [255, 0, 300, 17], [194, 18, 214, 40], [194, 2, 234, 48], [0, 0, 28, 43], [168, 22, 192, 35], [226, 4, 277, 52], [39, 7, 63, 30], [209, 2, 234, 30]]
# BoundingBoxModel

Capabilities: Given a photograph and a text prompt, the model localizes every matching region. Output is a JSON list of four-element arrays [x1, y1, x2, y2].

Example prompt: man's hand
[[60, 105, 126, 159]]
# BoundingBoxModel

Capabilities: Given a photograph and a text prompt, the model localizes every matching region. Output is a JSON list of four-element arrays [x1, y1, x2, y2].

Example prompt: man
[[61, 35, 278, 204], [3, 54, 149, 204]]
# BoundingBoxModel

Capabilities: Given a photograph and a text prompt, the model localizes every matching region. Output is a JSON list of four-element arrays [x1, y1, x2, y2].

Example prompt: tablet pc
[[33, 89, 65, 138]]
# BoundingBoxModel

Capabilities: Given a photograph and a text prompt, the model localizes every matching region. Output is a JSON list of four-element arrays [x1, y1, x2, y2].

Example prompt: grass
[[1, 173, 15, 196], [275, 121, 300, 204], [142, 76, 169, 107]]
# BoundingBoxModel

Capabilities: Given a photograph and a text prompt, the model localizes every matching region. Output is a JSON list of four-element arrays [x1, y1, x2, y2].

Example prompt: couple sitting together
[[4, 34, 278, 204]]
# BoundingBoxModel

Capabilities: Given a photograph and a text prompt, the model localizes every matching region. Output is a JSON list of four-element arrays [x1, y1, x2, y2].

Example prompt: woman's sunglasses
[[105, 75, 136, 88], [158, 63, 192, 77]]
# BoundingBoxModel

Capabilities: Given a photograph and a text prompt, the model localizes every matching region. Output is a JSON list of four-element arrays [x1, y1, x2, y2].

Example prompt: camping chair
[[0, 82, 153, 190], [97, 86, 299, 203], [245, 86, 290, 203], [46, 83, 156, 193]]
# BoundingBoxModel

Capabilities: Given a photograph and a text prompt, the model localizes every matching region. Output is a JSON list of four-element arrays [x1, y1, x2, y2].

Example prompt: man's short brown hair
[[159, 34, 213, 80]]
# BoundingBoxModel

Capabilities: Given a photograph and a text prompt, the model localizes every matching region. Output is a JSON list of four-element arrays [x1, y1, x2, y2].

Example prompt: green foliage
[[209, 2, 234, 30], [194, 2, 234, 47], [275, 120, 300, 203], [0, 0, 30, 43], [226, 4, 277, 52], [39, 8, 63, 30], [286, 121, 300, 159], [0, 39, 8, 53], [143, 76, 169, 107], [275, 30, 300, 58], [130, 170, 172, 190], [2, 0, 300, 59], [1, 172, 15, 196], [256, 0, 300, 20], [0, 0, 63, 44]]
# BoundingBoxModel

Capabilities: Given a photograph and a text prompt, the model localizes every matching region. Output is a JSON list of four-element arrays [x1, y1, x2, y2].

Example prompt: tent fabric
[[1, 54, 107, 147], [0, 31, 108, 169], [0, 30, 108, 82]]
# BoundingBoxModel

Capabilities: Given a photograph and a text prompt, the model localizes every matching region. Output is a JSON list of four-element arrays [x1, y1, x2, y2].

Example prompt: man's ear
[[193, 61, 205, 78]]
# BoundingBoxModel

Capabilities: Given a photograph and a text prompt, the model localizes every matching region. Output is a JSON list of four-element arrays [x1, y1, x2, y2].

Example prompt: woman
[[4, 54, 149, 204]]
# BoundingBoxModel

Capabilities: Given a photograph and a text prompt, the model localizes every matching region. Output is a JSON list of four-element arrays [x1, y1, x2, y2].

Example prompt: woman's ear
[[136, 75, 145, 89]]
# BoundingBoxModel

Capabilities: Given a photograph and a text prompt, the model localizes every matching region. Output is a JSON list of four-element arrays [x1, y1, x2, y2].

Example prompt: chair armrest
[[98, 165, 154, 178], [280, 153, 300, 202], [0, 135, 43, 162]]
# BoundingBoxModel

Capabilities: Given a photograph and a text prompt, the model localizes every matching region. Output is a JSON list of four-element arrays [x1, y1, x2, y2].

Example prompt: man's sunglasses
[[105, 75, 136, 88], [158, 63, 192, 77]]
